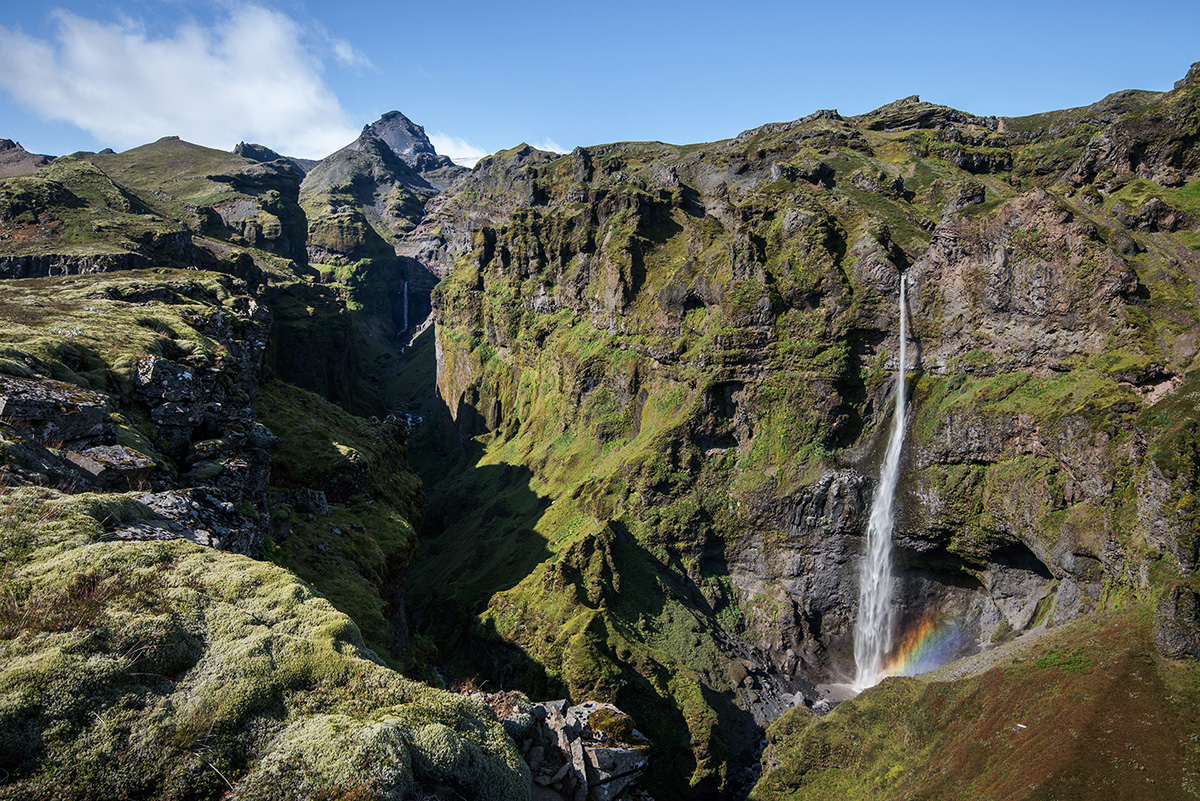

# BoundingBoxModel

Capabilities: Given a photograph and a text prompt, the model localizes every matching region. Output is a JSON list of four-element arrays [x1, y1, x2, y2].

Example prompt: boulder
[[64, 444, 154, 489], [1155, 583, 1200, 660], [0, 375, 113, 447]]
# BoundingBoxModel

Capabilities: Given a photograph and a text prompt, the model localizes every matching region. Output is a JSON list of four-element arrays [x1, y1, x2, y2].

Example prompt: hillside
[[1, 62, 1199, 800], [409, 62, 1200, 797]]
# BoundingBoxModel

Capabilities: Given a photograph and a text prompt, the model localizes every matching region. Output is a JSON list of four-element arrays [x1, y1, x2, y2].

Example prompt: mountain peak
[[0, 138, 53, 178], [360, 111, 437, 160], [341, 110, 462, 179]]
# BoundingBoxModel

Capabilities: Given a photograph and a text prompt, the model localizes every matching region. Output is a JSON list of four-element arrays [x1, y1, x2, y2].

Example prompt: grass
[[752, 607, 1200, 801], [0, 269, 258, 393], [0, 539, 528, 800], [255, 380, 422, 667]]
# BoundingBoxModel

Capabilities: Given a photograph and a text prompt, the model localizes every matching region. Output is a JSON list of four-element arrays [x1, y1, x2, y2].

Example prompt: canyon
[[1, 64, 1199, 799]]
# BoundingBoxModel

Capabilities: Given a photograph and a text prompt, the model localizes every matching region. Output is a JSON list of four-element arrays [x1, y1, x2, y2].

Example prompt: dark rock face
[[1155, 583, 1200, 659], [0, 139, 52, 178], [1067, 61, 1200, 188], [356, 110, 461, 177], [234, 141, 285, 163], [234, 141, 318, 176], [0, 376, 114, 447], [206, 160, 309, 265]]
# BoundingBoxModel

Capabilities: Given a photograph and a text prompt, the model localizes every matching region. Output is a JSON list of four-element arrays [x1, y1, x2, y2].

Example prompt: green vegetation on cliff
[[411, 65, 1200, 799]]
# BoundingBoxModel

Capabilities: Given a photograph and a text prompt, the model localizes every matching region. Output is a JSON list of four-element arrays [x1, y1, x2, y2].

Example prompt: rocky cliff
[[412, 63, 1200, 797], [3, 62, 1200, 801], [0, 132, 529, 797]]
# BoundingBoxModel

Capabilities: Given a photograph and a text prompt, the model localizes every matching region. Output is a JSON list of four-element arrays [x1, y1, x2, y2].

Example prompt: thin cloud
[[429, 132, 490, 168], [0, 6, 359, 159], [532, 137, 568, 154], [330, 38, 371, 69]]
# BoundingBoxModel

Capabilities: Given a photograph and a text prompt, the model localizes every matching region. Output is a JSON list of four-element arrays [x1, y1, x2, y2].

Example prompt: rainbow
[[883, 613, 965, 677]]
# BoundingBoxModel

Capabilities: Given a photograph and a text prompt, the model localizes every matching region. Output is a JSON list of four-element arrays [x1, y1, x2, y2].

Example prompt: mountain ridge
[[1, 61, 1199, 800]]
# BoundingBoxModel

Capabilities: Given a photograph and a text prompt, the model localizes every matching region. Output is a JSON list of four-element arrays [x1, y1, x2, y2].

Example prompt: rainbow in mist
[[882, 614, 965, 677]]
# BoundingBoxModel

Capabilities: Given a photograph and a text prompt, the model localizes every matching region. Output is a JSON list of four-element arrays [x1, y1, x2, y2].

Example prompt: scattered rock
[[64, 444, 154, 489], [483, 695, 648, 801]]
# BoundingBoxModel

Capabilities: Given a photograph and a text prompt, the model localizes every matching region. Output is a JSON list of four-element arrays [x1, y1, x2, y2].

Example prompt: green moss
[[0, 538, 528, 800], [255, 381, 422, 666]]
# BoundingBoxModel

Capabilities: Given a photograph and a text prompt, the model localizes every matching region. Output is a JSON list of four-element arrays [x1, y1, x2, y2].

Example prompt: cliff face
[[415, 65, 1200, 796], [3, 67, 1200, 799], [0, 133, 532, 797]]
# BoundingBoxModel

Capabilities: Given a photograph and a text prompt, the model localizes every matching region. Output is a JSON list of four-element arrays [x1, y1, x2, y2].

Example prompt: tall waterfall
[[853, 274, 908, 691]]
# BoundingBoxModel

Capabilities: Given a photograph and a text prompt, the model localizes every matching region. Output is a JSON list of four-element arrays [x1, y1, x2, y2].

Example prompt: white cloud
[[532, 137, 569, 154], [0, 6, 360, 159], [329, 37, 371, 69], [429, 132, 490, 168]]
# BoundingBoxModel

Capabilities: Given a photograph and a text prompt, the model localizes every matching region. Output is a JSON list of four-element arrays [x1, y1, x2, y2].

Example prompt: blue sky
[[0, 1, 1197, 164]]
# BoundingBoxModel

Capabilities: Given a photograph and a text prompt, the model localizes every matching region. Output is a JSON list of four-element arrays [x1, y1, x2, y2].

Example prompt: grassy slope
[[0, 518, 526, 799], [257, 379, 424, 667], [752, 605, 1200, 800], [0, 158, 187, 258]]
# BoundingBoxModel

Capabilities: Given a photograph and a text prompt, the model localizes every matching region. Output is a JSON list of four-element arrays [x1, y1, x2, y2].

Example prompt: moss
[[0, 539, 528, 800], [255, 381, 422, 666], [232, 714, 414, 801]]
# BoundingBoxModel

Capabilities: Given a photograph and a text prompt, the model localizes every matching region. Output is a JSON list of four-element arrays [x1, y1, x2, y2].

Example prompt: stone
[[0, 421, 90, 489], [135, 356, 199, 403], [584, 746, 648, 801], [65, 445, 155, 489], [526, 745, 545, 771], [0, 375, 113, 447], [291, 488, 329, 516], [126, 487, 267, 556], [1155, 583, 1200, 660]]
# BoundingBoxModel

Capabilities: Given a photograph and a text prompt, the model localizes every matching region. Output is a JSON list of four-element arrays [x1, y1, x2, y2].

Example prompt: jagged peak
[[234, 141, 285, 163], [1174, 60, 1200, 91], [356, 110, 437, 159], [0, 137, 54, 177], [340, 110, 461, 176], [856, 95, 995, 132]]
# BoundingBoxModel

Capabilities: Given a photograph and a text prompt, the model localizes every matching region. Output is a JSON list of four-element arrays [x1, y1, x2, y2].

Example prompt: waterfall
[[853, 274, 907, 691], [402, 281, 409, 332]]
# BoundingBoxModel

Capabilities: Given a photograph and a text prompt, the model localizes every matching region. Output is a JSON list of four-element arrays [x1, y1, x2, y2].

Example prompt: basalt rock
[[485, 695, 648, 801], [0, 139, 53, 178], [0, 375, 115, 447], [1154, 581, 1200, 659]]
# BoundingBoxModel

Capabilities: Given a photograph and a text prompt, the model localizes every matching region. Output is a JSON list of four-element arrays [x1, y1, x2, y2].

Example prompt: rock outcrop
[[0, 138, 52, 178], [412, 61, 1200, 798]]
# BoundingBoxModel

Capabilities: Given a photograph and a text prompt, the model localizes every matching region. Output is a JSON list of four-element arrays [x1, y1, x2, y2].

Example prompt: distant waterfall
[[853, 274, 907, 691], [402, 281, 409, 332]]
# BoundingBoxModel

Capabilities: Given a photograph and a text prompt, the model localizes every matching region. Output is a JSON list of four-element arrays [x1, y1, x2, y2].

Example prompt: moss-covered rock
[[0, 539, 528, 800]]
